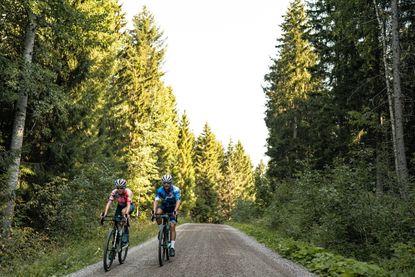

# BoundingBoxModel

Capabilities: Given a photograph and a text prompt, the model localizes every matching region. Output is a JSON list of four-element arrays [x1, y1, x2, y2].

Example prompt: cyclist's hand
[[100, 212, 106, 225], [173, 210, 178, 217]]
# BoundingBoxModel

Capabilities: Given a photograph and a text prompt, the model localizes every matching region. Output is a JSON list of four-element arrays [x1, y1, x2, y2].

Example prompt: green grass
[[3, 218, 159, 277]]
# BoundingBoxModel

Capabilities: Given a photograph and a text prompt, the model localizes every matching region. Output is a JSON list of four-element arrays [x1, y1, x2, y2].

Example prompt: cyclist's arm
[[124, 190, 132, 217], [153, 199, 159, 214], [103, 199, 112, 216], [174, 188, 181, 213], [174, 200, 181, 214]]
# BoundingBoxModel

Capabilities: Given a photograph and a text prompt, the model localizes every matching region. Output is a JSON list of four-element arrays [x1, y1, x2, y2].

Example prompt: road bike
[[152, 213, 174, 266], [101, 214, 129, 271]]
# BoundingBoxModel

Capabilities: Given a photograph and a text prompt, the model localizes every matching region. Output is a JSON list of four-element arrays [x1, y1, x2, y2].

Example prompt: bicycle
[[152, 213, 174, 266], [100, 214, 129, 271]]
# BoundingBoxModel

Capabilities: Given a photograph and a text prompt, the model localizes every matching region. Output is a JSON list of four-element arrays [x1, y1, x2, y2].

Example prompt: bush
[[230, 199, 260, 222]]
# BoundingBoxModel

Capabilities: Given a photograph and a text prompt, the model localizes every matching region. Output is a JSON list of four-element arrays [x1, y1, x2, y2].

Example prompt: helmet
[[161, 174, 173, 184], [114, 178, 127, 189]]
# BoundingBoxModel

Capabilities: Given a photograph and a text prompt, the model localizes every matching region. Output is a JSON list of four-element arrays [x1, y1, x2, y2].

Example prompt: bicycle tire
[[158, 229, 164, 266], [164, 226, 170, 261], [103, 229, 116, 271], [118, 231, 129, 264]]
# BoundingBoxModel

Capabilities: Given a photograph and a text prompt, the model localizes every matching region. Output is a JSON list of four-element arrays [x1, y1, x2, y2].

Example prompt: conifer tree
[[108, 7, 168, 205], [176, 112, 196, 216], [254, 160, 270, 208], [153, 86, 180, 181], [264, 0, 320, 179], [221, 141, 254, 219], [192, 123, 224, 223]]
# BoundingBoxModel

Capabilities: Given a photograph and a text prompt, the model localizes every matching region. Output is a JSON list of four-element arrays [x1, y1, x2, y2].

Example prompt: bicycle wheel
[[158, 229, 164, 266], [164, 227, 170, 261], [118, 230, 129, 264], [103, 229, 116, 271]]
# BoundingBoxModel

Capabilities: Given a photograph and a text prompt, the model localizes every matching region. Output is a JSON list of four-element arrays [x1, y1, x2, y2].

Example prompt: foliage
[[220, 141, 255, 219], [192, 124, 224, 223], [0, 218, 158, 276], [230, 199, 260, 223], [231, 222, 389, 277], [176, 112, 196, 216]]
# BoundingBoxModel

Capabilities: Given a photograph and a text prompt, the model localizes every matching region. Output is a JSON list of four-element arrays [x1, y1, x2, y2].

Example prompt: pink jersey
[[109, 188, 132, 205]]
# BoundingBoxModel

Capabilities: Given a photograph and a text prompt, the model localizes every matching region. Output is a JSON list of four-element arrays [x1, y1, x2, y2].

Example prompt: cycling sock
[[171, 240, 175, 248]]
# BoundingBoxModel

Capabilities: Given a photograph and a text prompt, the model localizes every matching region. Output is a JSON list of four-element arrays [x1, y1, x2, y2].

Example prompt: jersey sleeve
[[174, 187, 181, 201], [155, 187, 162, 201], [108, 189, 116, 201], [126, 189, 132, 203]]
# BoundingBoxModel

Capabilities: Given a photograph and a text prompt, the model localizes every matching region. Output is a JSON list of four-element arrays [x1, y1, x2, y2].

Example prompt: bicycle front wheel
[[164, 227, 170, 261], [103, 229, 116, 271], [118, 232, 128, 264], [158, 230, 164, 266]]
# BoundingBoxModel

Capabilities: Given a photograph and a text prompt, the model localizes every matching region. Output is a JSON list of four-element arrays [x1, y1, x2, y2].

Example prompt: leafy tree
[[1, 0, 123, 234]]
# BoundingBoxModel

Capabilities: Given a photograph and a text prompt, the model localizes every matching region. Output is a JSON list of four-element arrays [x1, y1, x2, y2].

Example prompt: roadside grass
[[3, 218, 158, 277], [228, 221, 390, 277]]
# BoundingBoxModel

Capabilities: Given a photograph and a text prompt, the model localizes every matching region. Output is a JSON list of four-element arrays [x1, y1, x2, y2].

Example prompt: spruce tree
[[264, 0, 320, 179], [176, 112, 196, 216], [107, 6, 168, 205], [221, 141, 254, 219], [192, 123, 224, 223]]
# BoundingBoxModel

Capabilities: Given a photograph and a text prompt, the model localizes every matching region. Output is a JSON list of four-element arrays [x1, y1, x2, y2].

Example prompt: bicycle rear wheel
[[103, 229, 116, 271], [158, 230, 164, 266]]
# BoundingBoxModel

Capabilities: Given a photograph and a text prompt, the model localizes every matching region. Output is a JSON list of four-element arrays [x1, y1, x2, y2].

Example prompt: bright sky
[[119, 0, 291, 166]]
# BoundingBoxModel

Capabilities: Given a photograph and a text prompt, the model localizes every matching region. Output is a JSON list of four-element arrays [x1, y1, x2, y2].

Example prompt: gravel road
[[66, 223, 316, 277]]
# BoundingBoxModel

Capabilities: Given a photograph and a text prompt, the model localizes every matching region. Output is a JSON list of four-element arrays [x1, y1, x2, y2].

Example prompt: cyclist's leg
[[155, 206, 165, 225], [117, 205, 129, 244], [164, 207, 177, 256]]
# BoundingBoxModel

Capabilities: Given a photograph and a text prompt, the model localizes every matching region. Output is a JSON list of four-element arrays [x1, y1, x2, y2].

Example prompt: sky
[[119, 0, 291, 166]]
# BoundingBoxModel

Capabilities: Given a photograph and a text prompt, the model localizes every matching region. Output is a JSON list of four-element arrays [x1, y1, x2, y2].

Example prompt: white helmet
[[161, 174, 173, 184], [114, 178, 127, 189]]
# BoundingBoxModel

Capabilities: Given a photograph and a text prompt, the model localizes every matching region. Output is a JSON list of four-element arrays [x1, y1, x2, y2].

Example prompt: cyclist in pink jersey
[[101, 179, 136, 244]]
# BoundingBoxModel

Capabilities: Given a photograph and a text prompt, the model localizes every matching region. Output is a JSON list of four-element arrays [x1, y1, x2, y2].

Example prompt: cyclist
[[101, 178, 135, 245], [153, 174, 181, 257]]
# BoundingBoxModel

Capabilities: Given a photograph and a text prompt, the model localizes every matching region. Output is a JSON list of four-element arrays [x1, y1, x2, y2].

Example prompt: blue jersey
[[155, 185, 181, 208]]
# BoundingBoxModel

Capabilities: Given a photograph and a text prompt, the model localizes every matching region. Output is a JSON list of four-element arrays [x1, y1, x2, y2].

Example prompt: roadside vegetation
[[1, 215, 157, 277], [2, 0, 415, 276]]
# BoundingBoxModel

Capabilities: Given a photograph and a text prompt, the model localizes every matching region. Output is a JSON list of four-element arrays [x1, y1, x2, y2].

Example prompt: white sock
[[171, 240, 175, 248]]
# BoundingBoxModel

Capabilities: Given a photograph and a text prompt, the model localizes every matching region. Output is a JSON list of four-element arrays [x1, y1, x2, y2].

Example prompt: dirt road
[[67, 223, 315, 277]]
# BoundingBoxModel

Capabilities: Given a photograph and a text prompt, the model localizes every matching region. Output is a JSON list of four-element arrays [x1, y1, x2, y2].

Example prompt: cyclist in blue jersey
[[153, 174, 181, 257]]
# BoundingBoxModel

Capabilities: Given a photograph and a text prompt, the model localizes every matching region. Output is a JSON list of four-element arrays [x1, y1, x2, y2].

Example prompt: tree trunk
[[373, 0, 394, 197], [2, 11, 36, 236], [373, 0, 408, 199], [391, 0, 408, 199]]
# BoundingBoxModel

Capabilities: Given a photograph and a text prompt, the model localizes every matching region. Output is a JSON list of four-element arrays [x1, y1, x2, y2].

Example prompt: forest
[[1, 0, 414, 276]]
